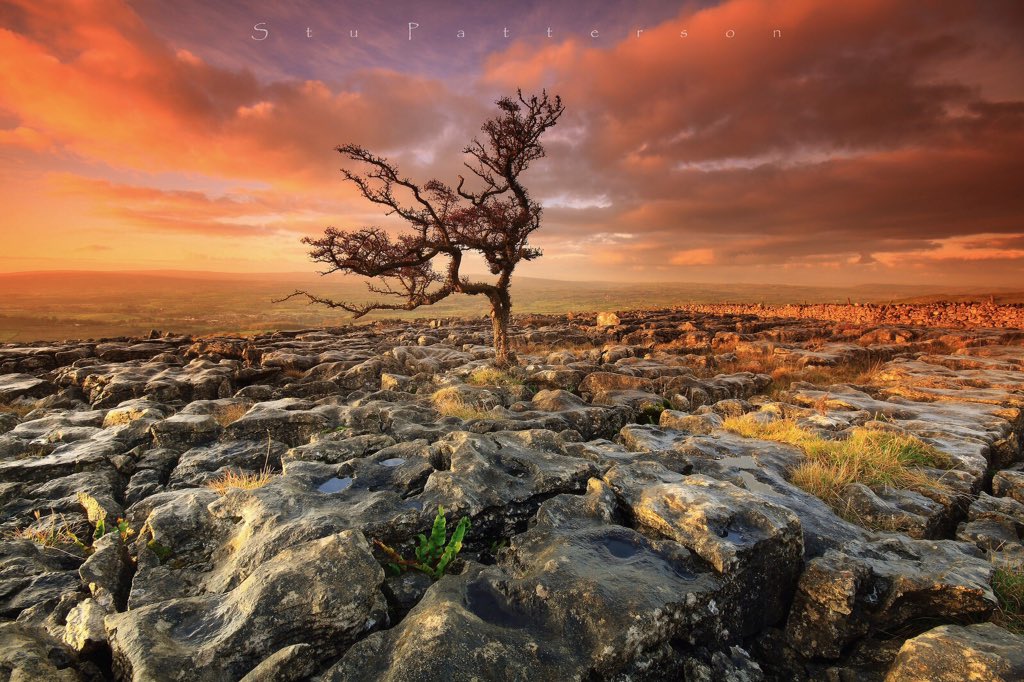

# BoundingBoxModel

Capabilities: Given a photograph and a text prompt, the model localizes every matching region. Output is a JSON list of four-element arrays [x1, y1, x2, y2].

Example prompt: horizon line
[[0, 268, 1019, 292]]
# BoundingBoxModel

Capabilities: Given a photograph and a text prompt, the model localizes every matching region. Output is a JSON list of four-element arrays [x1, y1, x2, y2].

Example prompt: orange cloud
[[0, 125, 50, 151], [0, 0, 1022, 287], [0, 1, 470, 187], [47, 174, 352, 237], [670, 248, 715, 266]]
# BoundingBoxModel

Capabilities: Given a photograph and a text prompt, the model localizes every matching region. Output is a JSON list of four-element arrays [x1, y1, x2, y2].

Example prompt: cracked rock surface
[[1, 309, 1023, 680]]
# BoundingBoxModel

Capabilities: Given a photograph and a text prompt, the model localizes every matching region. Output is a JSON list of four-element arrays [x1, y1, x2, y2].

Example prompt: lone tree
[[283, 90, 564, 367]]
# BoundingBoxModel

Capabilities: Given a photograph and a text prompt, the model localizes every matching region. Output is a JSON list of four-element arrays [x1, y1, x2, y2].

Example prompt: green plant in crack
[[94, 516, 135, 543], [373, 505, 470, 580]]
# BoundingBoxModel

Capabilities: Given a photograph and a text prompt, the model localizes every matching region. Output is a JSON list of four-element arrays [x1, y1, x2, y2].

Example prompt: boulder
[[151, 414, 222, 448], [324, 480, 721, 680], [0, 539, 83, 620], [422, 430, 601, 537], [785, 537, 996, 658], [579, 371, 654, 396], [107, 531, 387, 682], [63, 597, 108, 653], [225, 398, 332, 447], [0, 622, 84, 681], [885, 623, 1024, 682], [993, 470, 1024, 504], [168, 439, 287, 488], [605, 465, 803, 637], [80, 532, 133, 611], [0, 373, 55, 401]]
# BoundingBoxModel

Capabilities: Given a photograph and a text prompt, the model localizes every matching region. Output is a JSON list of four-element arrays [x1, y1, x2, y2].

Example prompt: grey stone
[[785, 537, 996, 658], [885, 623, 1024, 682], [108, 531, 387, 682]]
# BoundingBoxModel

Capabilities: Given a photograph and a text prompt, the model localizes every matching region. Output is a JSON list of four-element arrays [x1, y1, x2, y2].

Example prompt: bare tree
[[282, 90, 564, 367]]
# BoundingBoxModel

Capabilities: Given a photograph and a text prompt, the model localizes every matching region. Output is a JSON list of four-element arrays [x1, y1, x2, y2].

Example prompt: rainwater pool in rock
[[602, 536, 640, 559], [318, 476, 352, 493]]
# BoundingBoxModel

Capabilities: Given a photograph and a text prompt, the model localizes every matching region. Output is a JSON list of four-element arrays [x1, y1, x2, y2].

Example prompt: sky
[[1, 0, 1023, 286]]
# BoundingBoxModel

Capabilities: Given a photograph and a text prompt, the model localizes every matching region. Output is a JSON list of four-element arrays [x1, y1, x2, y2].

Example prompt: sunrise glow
[[1, 0, 1022, 286]]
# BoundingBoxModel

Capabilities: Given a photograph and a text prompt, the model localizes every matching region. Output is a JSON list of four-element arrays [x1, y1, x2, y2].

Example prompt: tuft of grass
[[723, 417, 953, 511], [993, 563, 1024, 634], [723, 416, 814, 447], [431, 387, 492, 421], [0, 400, 36, 417], [207, 468, 274, 494], [699, 355, 884, 399], [213, 403, 249, 427], [466, 366, 523, 388], [15, 511, 86, 549]]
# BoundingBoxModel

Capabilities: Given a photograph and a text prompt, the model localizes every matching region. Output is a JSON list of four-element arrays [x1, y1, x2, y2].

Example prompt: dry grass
[[722, 416, 953, 510], [810, 391, 832, 415], [15, 511, 85, 548], [993, 562, 1024, 634], [701, 354, 885, 399], [0, 400, 36, 417], [281, 368, 307, 380], [466, 366, 523, 388], [207, 468, 274, 495], [431, 387, 492, 421], [793, 358, 884, 387], [213, 403, 249, 427]]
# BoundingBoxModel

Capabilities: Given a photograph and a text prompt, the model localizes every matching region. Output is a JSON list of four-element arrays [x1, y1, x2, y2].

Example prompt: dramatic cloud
[[1, 0, 1022, 286], [481, 0, 1024, 283]]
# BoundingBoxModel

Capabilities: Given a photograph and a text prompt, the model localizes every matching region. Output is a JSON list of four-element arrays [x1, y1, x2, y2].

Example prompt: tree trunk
[[490, 290, 514, 367]]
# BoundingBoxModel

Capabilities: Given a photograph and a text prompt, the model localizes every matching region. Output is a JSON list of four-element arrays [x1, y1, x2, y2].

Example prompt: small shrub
[[213, 403, 249, 427], [431, 387, 491, 421], [723, 417, 953, 515], [207, 468, 274, 494], [993, 562, 1024, 634], [374, 505, 470, 580]]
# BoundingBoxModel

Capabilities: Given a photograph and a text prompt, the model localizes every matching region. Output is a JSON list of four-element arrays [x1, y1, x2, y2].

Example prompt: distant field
[[0, 271, 1018, 343]]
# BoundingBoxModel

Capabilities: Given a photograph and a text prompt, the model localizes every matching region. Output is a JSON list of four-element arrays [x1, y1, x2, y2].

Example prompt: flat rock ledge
[[1, 308, 1023, 681]]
